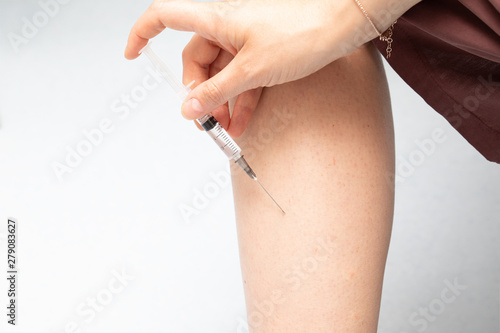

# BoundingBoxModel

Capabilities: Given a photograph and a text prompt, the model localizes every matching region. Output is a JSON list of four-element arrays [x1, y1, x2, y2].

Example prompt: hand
[[180, 35, 264, 137], [125, 0, 416, 136]]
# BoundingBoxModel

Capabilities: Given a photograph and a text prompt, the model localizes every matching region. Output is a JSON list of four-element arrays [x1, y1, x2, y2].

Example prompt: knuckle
[[208, 0, 240, 30], [211, 1, 230, 20], [203, 80, 226, 106], [240, 57, 263, 89], [150, 0, 164, 12]]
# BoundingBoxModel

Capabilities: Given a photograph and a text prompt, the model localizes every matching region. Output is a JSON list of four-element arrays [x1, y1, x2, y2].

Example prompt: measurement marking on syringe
[[141, 43, 285, 214]]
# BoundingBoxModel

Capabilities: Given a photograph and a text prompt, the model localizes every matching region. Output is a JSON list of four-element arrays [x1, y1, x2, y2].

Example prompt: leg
[[230, 43, 394, 332]]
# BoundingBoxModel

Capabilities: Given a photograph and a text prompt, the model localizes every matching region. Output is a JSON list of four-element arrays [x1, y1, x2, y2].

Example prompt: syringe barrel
[[197, 114, 242, 161]]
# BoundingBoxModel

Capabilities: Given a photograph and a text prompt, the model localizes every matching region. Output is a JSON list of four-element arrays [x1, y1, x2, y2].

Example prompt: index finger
[[124, 0, 217, 59]]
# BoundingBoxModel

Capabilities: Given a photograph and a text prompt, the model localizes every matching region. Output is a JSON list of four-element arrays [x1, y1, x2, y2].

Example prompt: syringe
[[139, 42, 285, 214]]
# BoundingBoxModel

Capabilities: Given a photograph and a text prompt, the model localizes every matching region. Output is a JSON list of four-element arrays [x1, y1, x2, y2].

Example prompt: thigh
[[230, 43, 395, 333]]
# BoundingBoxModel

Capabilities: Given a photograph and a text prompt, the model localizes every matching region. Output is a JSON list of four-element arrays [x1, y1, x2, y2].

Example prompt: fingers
[[126, 1, 255, 125], [228, 88, 263, 138], [125, 0, 218, 59], [182, 34, 229, 129], [181, 48, 255, 120], [182, 34, 223, 97], [181, 34, 237, 123], [208, 50, 235, 131], [182, 34, 261, 135]]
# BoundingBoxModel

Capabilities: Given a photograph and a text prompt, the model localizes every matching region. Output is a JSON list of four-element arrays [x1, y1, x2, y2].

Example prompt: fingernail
[[183, 98, 204, 118]]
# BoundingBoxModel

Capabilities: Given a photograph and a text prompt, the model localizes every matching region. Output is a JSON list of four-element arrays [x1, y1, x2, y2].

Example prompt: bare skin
[[124, 1, 406, 330], [125, 0, 420, 135], [229, 43, 395, 332]]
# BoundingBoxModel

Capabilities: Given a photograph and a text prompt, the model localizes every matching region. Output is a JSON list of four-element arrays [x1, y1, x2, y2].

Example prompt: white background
[[0, 0, 499, 332]]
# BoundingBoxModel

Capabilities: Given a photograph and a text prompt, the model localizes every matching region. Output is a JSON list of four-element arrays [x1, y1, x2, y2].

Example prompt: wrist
[[328, 0, 421, 60], [355, 0, 422, 33]]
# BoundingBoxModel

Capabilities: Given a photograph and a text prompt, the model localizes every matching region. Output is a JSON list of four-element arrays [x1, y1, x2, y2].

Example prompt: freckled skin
[[231, 44, 394, 333]]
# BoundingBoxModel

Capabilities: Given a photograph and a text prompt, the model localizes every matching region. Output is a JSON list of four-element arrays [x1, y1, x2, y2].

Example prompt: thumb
[[181, 55, 254, 120]]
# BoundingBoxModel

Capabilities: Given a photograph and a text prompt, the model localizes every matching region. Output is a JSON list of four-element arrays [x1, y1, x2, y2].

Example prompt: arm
[[124, 0, 421, 136]]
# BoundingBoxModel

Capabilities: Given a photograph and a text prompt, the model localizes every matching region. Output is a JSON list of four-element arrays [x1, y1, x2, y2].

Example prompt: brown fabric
[[373, 0, 500, 163]]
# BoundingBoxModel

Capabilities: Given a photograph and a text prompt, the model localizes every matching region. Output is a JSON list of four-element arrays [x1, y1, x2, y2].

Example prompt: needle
[[140, 43, 286, 215], [255, 179, 286, 214]]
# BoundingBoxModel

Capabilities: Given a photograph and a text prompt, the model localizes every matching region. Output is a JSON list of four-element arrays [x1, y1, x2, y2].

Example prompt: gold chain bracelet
[[352, 0, 397, 59]]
